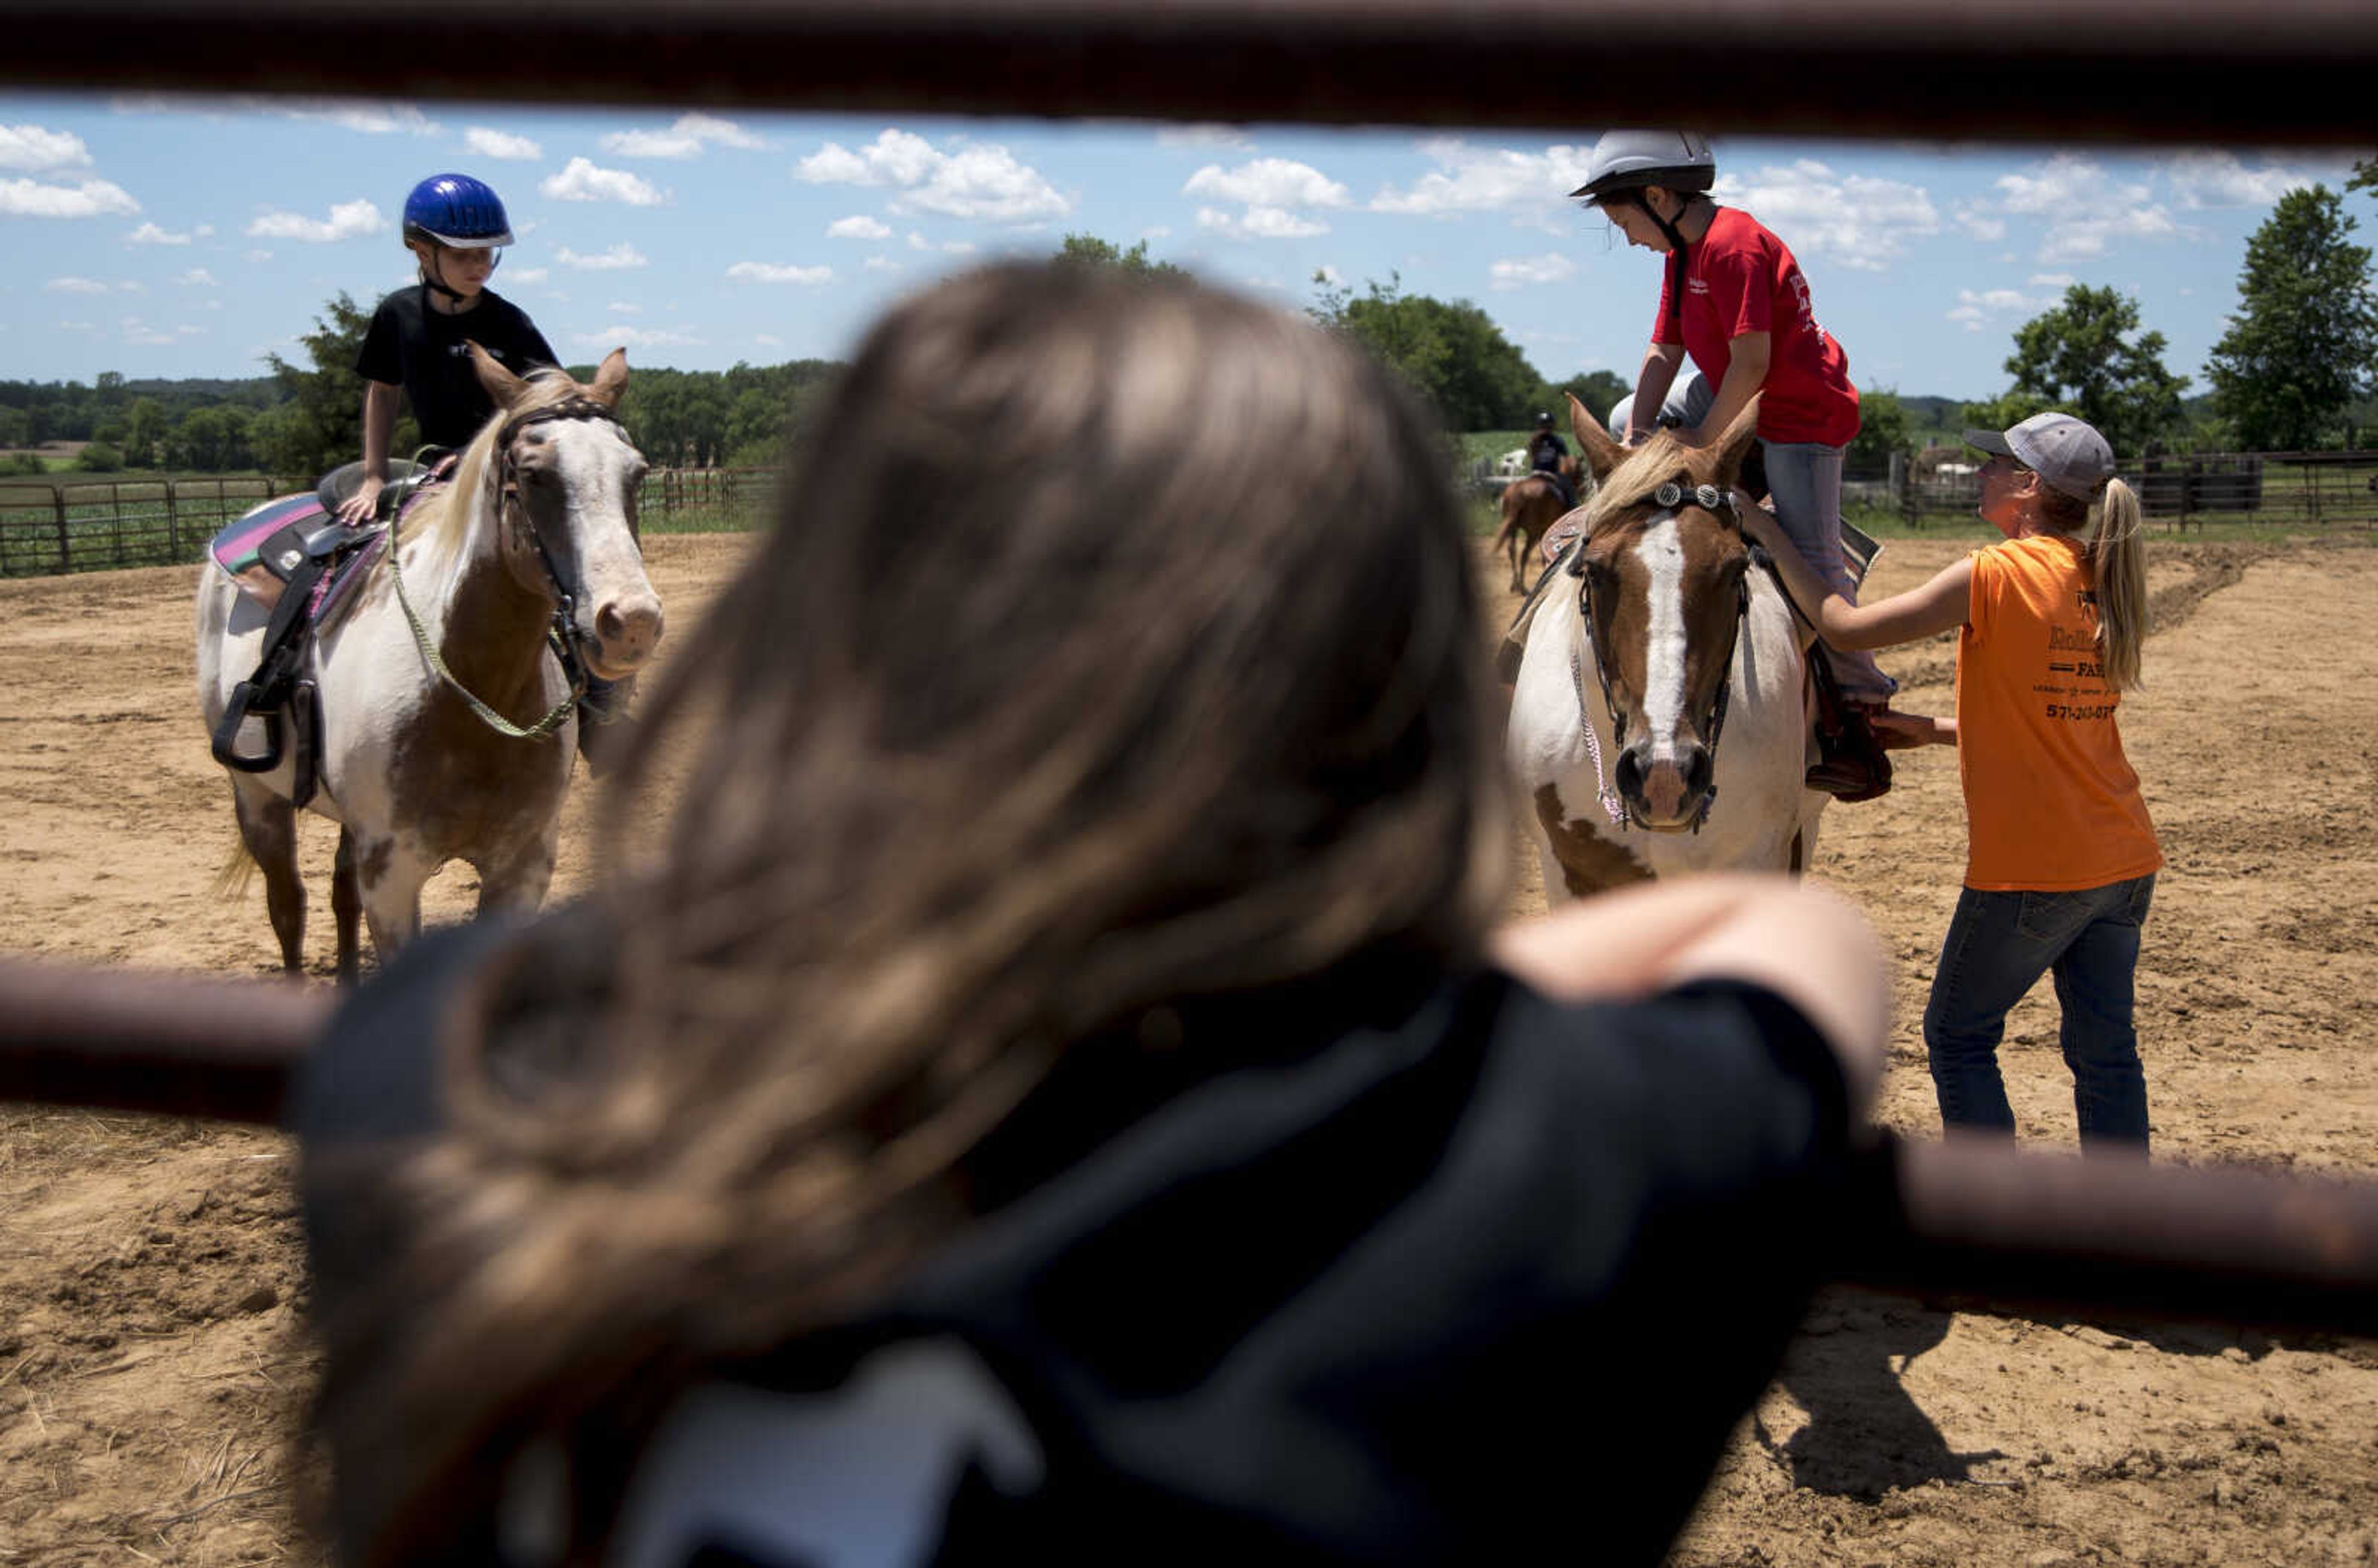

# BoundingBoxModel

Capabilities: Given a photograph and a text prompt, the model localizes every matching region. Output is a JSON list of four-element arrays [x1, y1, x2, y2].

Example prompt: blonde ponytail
[[2088, 477, 2146, 692]]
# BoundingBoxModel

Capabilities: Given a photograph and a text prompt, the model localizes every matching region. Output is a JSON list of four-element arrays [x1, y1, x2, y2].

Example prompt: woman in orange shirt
[[1743, 412, 2158, 1151]]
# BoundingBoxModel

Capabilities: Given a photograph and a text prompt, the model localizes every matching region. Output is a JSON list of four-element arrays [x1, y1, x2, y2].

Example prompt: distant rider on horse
[[1525, 410, 1577, 509]]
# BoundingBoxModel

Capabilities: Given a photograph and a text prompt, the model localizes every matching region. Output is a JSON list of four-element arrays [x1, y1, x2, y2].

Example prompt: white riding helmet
[[1569, 131, 1717, 205]]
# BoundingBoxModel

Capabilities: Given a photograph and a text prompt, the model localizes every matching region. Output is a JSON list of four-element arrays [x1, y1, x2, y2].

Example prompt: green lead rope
[[383, 531, 583, 741]]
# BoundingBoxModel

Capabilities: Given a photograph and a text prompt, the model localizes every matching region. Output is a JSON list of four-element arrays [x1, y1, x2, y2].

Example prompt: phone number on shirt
[[2045, 702, 2117, 721]]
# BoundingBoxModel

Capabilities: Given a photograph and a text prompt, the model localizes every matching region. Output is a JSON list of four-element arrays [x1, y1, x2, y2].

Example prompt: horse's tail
[[210, 834, 257, 901], [1492, 485, 1526, 551]]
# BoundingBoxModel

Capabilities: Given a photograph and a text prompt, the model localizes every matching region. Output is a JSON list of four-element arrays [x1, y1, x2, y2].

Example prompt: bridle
[[1566, 479, 1751, 835], [383, 396, 633, 740]]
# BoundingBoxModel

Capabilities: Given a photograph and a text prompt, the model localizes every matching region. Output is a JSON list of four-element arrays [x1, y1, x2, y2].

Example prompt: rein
[[382, 397, 625, 740], [1567, 481, 1751, 835]]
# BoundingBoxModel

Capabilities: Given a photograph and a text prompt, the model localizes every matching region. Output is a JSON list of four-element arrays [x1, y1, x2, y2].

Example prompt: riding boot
[[1804, 653, 1893, 802], [576, 674, 638, 778]]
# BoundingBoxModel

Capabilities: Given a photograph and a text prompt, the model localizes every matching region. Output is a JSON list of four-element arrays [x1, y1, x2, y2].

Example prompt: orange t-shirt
[[1955, 533, 2161, 891]]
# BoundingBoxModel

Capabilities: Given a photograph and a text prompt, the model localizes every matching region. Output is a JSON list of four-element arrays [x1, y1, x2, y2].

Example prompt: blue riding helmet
[[401, 173, 515, 250]]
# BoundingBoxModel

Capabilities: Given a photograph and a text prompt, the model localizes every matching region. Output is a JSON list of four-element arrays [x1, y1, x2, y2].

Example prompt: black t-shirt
[[299, 919, 1852, 1567], [354, 284, 558, 450], [1528, 432, 1569, 472]]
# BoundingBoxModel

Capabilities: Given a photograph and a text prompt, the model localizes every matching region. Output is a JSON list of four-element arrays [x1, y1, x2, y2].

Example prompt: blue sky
[[1, 93, 2367, 402]]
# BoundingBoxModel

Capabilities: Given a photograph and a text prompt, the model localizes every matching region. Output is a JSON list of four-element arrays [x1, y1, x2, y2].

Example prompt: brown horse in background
[[1491, 456, 1585, 592]]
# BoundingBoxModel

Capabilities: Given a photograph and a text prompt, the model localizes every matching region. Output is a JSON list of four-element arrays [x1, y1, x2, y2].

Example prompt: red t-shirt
[[1653, 207, 1860, 448]]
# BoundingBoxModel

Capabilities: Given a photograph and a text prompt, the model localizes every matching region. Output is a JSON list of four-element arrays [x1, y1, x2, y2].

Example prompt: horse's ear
[[466, 341, 528, 409], [588, 347, 629, 409], [1711, 394, 1763, 492], [1568, 391, 1628, 482]]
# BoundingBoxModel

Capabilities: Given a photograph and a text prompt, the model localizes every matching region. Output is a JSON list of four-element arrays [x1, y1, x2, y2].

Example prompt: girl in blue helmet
[[342, 175, 633, 762], [336, 173, 557, 526]]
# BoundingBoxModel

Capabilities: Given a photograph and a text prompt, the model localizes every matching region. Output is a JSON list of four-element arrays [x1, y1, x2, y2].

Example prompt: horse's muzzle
[[1617, 738, 1714, 830], [586, 591, 664, 679]]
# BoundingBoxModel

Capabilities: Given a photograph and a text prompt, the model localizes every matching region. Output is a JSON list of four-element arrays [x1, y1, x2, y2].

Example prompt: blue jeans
[[1760, 439, 1894, 703], [1923, 874, 2156, 1151]]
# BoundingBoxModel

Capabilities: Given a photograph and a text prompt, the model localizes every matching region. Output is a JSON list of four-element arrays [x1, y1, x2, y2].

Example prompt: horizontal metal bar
[[1843, 1136, 2378, 1336], [4, 0, 2376, 142], [0, 956, 326, 1125], [3, 956, 2377, 1333]]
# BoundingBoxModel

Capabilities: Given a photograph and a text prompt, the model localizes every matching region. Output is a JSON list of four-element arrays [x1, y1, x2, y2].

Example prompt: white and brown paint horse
[[1505, 393, 1822, 897], [196, 346, 662, 976]]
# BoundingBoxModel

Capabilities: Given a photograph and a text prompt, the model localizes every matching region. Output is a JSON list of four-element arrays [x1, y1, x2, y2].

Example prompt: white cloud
[[1370, 138, 1592, 216], [864, 255, 902, 272], [540, 157, 665, 206], [1990, 153, 2175, 263], [0, 177, 139, 219], [121, 315, 174, 345], [2028, 272, 2076, 289], [575, 325, 704, 349], [556, 243, 648, 271], [57, 320, 94, 332], [601, 113, 764, 159], [0, 124, 93, 172], [1156, 124, 1257, 152], [727, 261, 834, 285], [827, 214, 892, 240], [1946, 284, 2050, 332], [507, 266, 550, 285], [904, 231, 975, 254], [245, 248, 272, 263], [606, 300, 643, 315], [246, 198, 385, 242], [126, 220, 190, 245], [1184, 157, 1348, 211], [1488, 253, 1578, 290], [797, 129, 1068, 222], [1184, 157, 1347, 241], [45, 277, 113, 294], [1196, 206, 1328, 240], [271, 100, 439, 136], [464, 126, 543, 161], [1710, 160, 1939, 271], [1947, 306, 1987, 333], [2160, 150, 2317, 210], [798, 128, 939, 186], [176, 268, 217, 286], [754, 333, 783, 347], [1951, 205, 2006, 242]]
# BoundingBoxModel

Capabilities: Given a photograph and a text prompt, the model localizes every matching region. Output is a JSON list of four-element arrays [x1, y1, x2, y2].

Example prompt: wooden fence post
[[165, 479, 180, 559], [52, 484, 69, 573]]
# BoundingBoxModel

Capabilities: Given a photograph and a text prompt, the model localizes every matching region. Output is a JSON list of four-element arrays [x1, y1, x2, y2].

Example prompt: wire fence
[[1891, 450, 2378, 532], [0, 468, 778, 578]]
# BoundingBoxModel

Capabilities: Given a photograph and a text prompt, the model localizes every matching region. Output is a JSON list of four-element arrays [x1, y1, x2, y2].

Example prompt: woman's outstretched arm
[[1489, 875, 1889, 1115]]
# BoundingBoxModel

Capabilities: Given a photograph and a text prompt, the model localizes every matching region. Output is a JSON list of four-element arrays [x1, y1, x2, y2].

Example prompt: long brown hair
[[312, 261, 1509, 1562]]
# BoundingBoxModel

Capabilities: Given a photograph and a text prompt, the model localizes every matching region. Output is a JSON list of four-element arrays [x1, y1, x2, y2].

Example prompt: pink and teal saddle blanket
[[207, 492, 396, 630]]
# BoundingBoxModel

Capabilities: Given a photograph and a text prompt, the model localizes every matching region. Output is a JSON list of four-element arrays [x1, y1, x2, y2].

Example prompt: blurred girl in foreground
[[300, 262, 1889, 1566]]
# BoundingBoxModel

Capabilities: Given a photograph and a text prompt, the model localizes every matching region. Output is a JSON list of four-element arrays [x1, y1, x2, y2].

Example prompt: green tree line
[[15, 197, 2378, 482]]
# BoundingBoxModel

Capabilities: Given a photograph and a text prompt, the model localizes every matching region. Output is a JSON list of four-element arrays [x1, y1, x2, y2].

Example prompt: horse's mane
[[400, 367, 585, 563], [1579, 429, 1707, 534]]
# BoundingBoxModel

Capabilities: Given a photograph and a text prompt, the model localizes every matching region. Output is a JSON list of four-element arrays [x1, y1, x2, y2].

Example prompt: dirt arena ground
[[1, 527, 2374, 1563]]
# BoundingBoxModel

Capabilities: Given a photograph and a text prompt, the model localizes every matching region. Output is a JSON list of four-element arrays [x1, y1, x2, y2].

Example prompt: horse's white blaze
[[1633, 511, 1690, 765], [1506, 543, 1826, 900]]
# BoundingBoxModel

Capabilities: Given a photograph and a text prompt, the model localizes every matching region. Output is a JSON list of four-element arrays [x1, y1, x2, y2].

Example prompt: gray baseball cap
[[1962, 412, 2116, 501]]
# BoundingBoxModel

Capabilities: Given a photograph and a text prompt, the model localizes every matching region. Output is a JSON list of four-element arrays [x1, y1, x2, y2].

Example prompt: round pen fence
[[0, 467, 775, 577], [4, 0, 2378, 1368]]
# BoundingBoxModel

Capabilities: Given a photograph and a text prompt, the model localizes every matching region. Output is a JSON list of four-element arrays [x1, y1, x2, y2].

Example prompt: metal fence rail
[[1895, 450, 2378, 531], [0, 469, 776, 578]]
